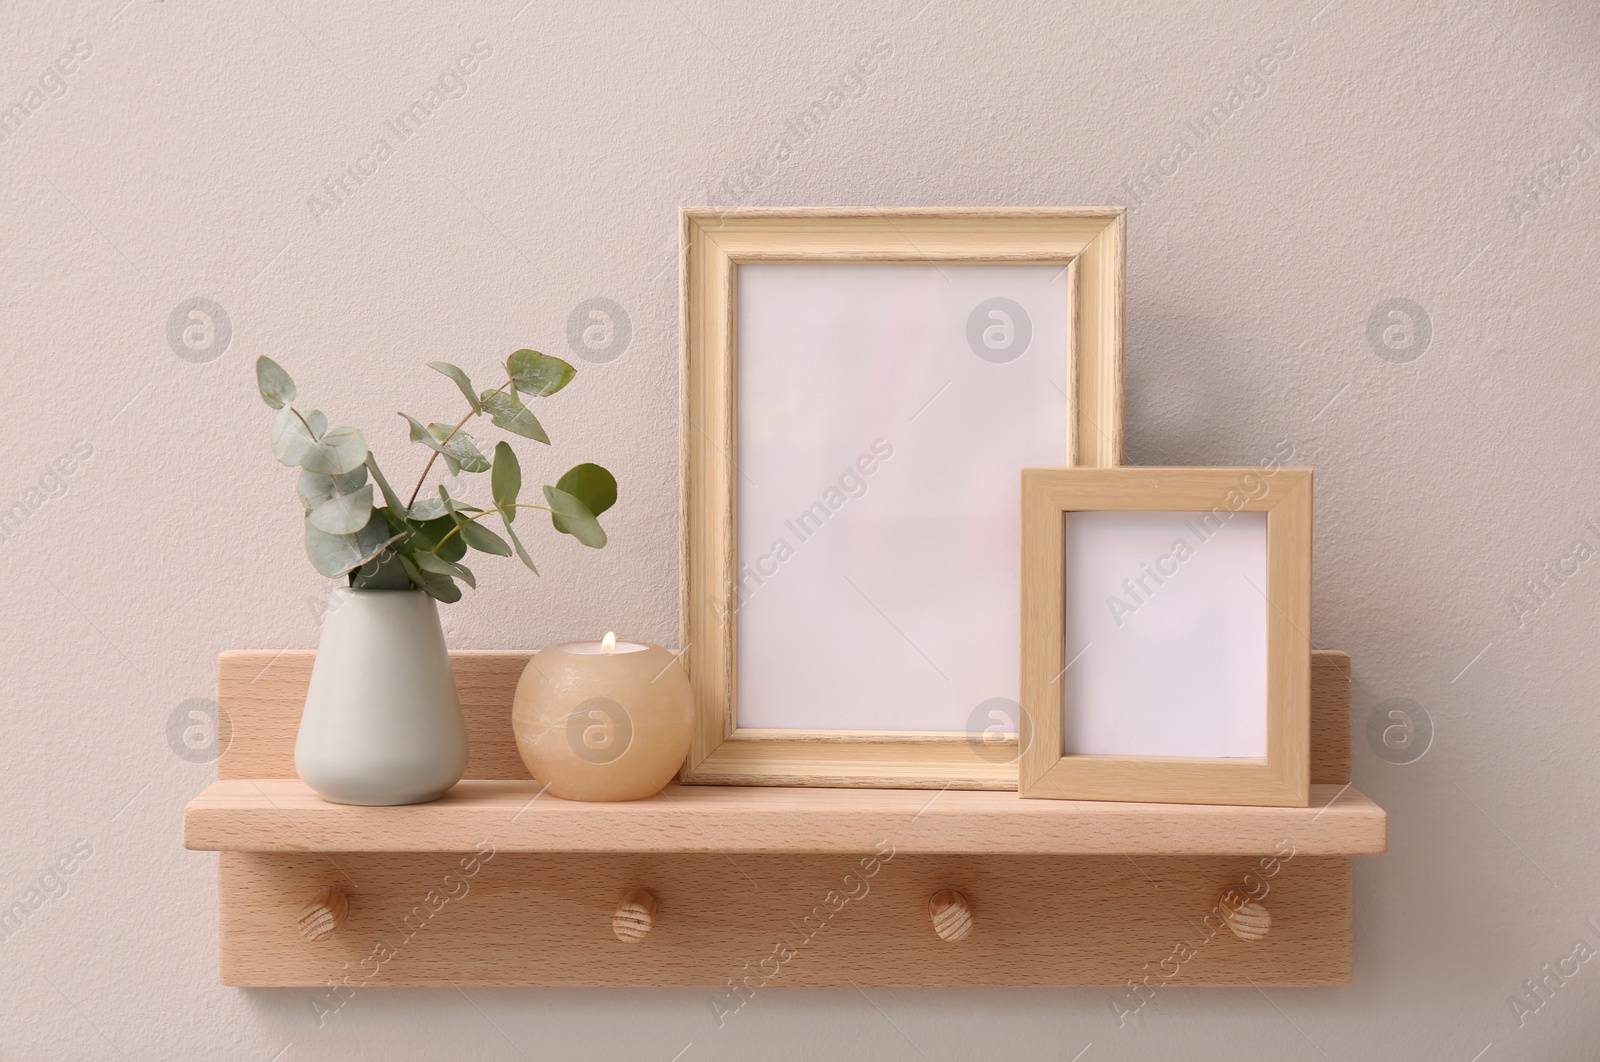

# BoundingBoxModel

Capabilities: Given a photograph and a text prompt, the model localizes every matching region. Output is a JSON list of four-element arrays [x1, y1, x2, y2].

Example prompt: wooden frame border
[[1018, 467, 1312, 806], [681, 208, 1126, 788]]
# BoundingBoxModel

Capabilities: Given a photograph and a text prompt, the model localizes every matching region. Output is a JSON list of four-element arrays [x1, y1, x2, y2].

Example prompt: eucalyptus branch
[[404, 378, 513, 509], [255, 351, 612, 602]]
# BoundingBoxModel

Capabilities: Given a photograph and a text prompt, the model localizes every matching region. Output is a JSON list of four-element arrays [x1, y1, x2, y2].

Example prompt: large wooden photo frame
[[1018, 467, 1312, 807], [681, 208, 1126, 788]]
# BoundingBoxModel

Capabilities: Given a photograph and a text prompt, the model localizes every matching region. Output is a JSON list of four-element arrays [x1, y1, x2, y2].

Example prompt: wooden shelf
[[192, 649, 1384, 987], [184, 779, 1384, 856]]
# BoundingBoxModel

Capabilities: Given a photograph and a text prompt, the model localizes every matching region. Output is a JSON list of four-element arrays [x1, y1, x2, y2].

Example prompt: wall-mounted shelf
[[185, 779, 1384, 856], [186, 650, 1385, 988]]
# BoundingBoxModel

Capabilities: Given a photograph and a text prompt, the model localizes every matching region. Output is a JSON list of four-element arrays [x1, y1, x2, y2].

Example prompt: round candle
[[511, 633, 693, 801]]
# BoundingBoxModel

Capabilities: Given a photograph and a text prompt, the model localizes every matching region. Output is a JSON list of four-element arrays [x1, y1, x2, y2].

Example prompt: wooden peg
[[928, 889, 972, 942], [613, 889, 657, 943], [1219, 894, 1271, 942], [297, 886, 347, 941]]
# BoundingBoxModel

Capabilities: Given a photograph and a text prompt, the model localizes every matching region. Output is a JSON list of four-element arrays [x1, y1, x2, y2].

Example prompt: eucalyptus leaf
[[407, 497, 448, 521], [308, 483, 375, 535], [430, 423, 490, 474], [402, 411, 433, 444], [491, 442, 521, 522], [304, 523, 353, 577], [395, 552, 430, 592], [351, 509, 397, 563], [397, 553, 462, 603], [551, 463, 617, 540], [297, 465, 369, 510], [482, 391, 549, 444], [544, 485, 606, 548], [507, 349, 576, 398], [378, 505, 409, 538], [436, 484, 510, 556], [437, 484, 487, 516], [271, 406, 326, 466], [423, 573, 462, 603], [400, 413, 489, 475], [460, 520, 512, 556], [429, 361, 480, 414], [437, 483, 463, 515], [350, 548, 413, 590], [410, 548, 477, 589], [304, 510, 401, 577], [298, 425, 368, 476], [255, 357, 296, 410], [501, 511, 538, 573], [402, 412, 461, 475], [365, 454, 405, 514], [407, 514, 468, 563]]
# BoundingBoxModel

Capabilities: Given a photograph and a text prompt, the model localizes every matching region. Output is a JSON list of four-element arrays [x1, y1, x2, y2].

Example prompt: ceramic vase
[[295, 588, 468, 806]]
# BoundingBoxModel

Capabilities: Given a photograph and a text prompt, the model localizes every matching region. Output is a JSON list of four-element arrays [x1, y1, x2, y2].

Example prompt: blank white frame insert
[[735, 263, 1071, 733], [1061, 510, 1267, 759]]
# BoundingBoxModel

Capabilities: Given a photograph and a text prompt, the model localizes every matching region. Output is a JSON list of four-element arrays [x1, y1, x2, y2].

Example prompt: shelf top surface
[[184, 780, 1386, 857]]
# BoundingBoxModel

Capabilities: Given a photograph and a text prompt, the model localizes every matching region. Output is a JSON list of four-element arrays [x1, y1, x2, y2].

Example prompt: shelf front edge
[[183, 780, 1386, 857]]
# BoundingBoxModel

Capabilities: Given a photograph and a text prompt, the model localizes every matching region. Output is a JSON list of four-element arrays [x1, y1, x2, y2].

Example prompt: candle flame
[[601, 631, 617, 653]]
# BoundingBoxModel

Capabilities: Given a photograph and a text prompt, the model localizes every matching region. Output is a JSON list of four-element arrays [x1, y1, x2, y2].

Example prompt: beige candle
[[511, 633, 693, 801]]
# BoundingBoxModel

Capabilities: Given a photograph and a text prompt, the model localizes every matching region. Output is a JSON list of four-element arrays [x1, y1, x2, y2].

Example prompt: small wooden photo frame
[[1018, 467, 1312, 806]]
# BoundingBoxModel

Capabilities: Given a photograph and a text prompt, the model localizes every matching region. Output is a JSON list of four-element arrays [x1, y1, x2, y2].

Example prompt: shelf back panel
[[217, 650, 1352, 787]]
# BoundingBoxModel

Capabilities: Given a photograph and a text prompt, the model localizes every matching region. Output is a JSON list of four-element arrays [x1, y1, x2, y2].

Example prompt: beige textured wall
[[4, 0, 1599, 1057]]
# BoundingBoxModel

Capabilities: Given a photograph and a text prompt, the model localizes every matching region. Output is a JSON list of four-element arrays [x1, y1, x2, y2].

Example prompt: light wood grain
[[216, 852, 1353, 986], [612, 889, 656, 943], [217, 650, 534, 782], [296, 885, 346, 942], [681, 209, 737, 783], [204, 648, 1374, 987], [1019, 468, 1313, 806], [680, 208, 1126, 788], [1311, 651, 1349, 785], [215, 648, 1354, 786], [184, 779, 1384, 855], [928, 889, 973, 942], [1220, 896, 1272, 942]]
